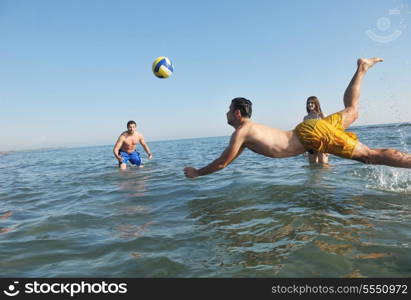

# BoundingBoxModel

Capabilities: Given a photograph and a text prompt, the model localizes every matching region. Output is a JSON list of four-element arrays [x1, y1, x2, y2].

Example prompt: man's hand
[[148, 153, 153, 160], [117, 157, 123, 164], [184, 167, 199, 178]]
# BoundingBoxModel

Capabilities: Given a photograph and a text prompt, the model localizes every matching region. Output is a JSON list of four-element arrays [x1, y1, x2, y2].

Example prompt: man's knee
[[352, 110, 359, 122], [352, 145, 376, 164], [341, 108, 359, 128], [346, 107, 359, 122]]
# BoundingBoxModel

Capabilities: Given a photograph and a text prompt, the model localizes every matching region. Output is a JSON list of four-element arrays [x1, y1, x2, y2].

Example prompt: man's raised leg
[[340, 57, 383, 129]]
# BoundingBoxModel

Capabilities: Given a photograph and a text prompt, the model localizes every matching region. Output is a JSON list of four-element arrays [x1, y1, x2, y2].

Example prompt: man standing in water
[[113, 120, 153, 170], [184, 57, 411, 178]]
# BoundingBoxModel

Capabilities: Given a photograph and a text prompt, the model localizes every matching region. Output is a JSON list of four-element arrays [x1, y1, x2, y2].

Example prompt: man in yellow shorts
[[184, 57, 410, 178]]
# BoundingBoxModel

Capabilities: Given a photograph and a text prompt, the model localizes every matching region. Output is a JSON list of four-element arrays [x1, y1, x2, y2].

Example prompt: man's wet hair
[[127, 120, 136, 127], [231, 97, 252, 118]]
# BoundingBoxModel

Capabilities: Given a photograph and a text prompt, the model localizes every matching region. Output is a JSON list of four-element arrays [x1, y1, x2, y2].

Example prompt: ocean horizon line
[[1, 121, 409, 154]]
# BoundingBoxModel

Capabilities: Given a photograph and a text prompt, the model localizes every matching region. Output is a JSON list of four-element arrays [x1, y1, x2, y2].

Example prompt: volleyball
[[152, 56, 174, 78]]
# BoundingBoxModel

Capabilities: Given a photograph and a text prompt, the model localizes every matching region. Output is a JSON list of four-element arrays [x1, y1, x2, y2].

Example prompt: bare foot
[[357, 57, 383, 72]]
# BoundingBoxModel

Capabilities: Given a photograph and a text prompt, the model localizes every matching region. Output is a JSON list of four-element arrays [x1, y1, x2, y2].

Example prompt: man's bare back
[[239, 121, 305, 158]]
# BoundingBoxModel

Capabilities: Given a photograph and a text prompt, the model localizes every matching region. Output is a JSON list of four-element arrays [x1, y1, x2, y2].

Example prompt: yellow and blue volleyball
[[152, 56, 174, 78]]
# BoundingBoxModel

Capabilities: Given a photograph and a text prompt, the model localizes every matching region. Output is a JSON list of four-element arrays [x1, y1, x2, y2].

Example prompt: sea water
[[0, 123, 410, 277]]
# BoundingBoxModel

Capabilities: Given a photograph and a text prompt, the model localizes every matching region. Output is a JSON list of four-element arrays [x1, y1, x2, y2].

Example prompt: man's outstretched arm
[[184, 131, 245, 178]]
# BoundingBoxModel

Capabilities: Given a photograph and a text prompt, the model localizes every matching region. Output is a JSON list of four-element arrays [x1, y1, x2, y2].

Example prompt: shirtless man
[[113, 120, 153, 170], [184, 57, 411, 178]]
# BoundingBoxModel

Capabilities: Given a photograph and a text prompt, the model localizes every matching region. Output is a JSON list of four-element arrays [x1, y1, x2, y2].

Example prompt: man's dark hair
[[127, 120, 136, 127], [231, 97, 252, 118]]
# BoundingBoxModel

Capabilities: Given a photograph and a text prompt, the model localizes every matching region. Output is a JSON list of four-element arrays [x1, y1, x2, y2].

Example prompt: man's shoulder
[[133, 131, 143, 138], [232, 121, 254, 137]]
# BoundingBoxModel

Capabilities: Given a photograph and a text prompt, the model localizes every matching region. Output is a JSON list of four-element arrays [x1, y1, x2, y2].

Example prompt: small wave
[[354, 166, 411, 193]]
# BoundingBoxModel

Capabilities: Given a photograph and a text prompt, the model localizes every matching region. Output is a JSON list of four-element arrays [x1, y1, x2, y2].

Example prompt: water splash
[[355, 123, 410, 193], [355, 166, 411, 193], [396, 123, 410, 152]]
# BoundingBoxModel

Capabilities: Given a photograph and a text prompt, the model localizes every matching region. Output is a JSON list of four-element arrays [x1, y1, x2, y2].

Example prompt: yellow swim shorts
[[295, 112, 359, 158]]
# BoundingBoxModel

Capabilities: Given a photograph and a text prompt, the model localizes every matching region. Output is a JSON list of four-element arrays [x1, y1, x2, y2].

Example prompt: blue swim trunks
[[119, 150, 142, 166]]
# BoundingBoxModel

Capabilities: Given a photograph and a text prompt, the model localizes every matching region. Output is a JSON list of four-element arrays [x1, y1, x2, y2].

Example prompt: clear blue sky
[[0, 0, 410, 151]]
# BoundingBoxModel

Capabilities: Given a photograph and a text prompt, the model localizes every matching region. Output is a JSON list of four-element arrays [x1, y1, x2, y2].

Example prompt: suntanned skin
[[113, 123, 152, 170], [183, 106, 306, 178], [184, 57, 411, 178]]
